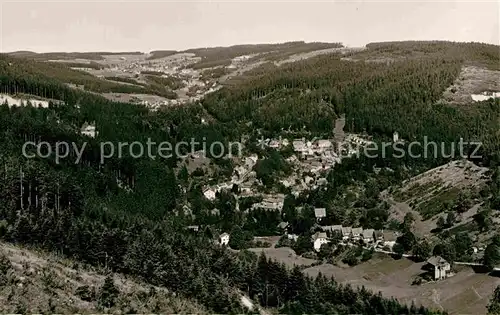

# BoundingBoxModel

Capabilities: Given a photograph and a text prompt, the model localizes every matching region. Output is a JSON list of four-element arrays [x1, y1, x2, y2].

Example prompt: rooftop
[[314, 208, 326, 218], [427, 256, 449, 267], [362, 229, 374, 238], [351, 227, 363, 234]]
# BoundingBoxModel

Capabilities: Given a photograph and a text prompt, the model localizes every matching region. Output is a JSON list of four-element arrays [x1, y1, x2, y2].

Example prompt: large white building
[[426, 256, 451, 280], [203, 188, 216, 200], [313, 232, 329, 251]]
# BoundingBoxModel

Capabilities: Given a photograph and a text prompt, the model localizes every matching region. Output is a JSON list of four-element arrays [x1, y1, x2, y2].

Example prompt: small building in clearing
[[203, 188, 216, 200], [425, 256, 451, 280], [219, 232, 230, 246]]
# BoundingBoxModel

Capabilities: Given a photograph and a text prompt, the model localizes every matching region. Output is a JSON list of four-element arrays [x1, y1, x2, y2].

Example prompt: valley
[[0, 39, 499, 314]]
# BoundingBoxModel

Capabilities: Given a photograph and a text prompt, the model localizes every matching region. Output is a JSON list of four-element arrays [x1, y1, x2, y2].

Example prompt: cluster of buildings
[[227, 55, 253, 69], [201, 132, 383, 211], [251, 194, 285, 211], [78, 52, 226, 108], [310, 225, 398, 252], [202, 154, 259, 201]]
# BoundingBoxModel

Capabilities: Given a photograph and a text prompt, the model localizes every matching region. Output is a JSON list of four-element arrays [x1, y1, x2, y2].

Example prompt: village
[[63, 52, 229, 108], [173, 124, 500, 301]]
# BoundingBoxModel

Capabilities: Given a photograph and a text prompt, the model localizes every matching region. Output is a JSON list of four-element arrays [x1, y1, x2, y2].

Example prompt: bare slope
[[0, 242, 207, 314], [382, 160, 489, 236]]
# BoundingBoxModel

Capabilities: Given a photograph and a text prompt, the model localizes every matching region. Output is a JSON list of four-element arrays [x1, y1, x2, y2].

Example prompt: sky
[[0, 0, 498, 53]]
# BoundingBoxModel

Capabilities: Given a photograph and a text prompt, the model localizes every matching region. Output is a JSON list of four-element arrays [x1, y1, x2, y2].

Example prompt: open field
[[440, 66, 500, 105], [304, 254, 500, 314]]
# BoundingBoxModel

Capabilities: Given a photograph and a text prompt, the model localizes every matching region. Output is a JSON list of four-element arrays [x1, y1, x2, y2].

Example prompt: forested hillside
[[202, 41, 499, 162], [0, 56, 178, 98], [198, 42, 499, 244], [0, 50, 450, 314], [1, 41, 498, 313], [184, 41, 343, 69]]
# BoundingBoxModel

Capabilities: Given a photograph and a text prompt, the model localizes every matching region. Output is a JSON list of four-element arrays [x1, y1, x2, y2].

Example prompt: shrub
[[98, 275, 120, 309], [0, 251, 12, 286], [75, 285, 96, 302]]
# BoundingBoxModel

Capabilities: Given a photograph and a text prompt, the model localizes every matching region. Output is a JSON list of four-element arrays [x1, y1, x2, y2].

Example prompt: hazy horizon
[[1, 0, 498, 53]]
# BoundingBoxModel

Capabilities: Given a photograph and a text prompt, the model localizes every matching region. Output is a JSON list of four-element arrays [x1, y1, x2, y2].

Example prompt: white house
[[313, 232, 329, 251], [219, 232, 230, 246], [203, 188, 216, 200], [81, 122, 98, 138], [245, 155, 258, 169], [315, 140, 332, 151], [233, 55, 250, 62], [268, 139, 280, 148], [316, 178, 328, 186], [292, 140, 307, 153], [332, 225, 343, 234], [393, 132, 399, 143], [426, 256, 451, 280], [277, 221, 289, 231]]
